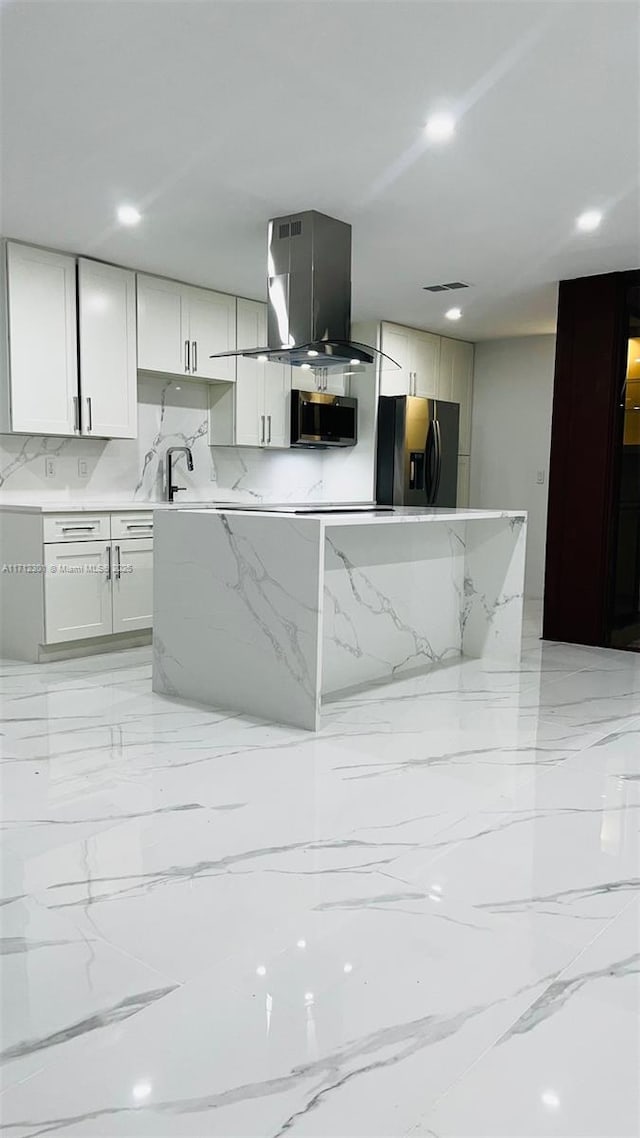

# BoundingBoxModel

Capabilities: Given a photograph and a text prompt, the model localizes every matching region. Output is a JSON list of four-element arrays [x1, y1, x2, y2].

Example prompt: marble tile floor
[[0, 603, 639, 1137]]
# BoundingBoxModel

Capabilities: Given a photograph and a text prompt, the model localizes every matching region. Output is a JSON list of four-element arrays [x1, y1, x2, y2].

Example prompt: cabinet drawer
[[43, 514, 111, 543], [111, 512, 155, 539]]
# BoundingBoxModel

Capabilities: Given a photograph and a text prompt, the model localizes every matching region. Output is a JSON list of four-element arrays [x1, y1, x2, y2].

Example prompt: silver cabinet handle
[[260, 414, 265, 444], [61, 525, 96, 532], [106, 545, 112, 582], [126, 523, 153, 530], [73, 395, 80, 432], [115, 544, 121, 580], [267, 414, 272, 444], [185, 340, 190, 373], [192, 341, 197, 373], [86, 397, 92, 432]]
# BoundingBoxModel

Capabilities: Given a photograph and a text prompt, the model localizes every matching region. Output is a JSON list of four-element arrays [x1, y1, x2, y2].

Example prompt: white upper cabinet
[[379, 323, 439, 398], [439, 336, 474, 453], [137, 275, 236, 382], [209, 298, 290, 448], [379, 323, 412, 396], [185, 285, 236, 382], [137, 275, 188, 375], [263, 359, 290, 447], [411, 330, 440, 398], [5, 243, 78, 435], [233, 299, 265, 446], [78, 259, 137, 439]]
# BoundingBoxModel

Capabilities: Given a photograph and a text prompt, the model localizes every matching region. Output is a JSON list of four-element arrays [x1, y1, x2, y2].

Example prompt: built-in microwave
[[290, 390, 358, 448]]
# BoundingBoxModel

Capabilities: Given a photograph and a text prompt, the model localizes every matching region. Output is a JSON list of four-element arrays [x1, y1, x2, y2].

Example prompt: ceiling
[[1, 0, 638, 341]]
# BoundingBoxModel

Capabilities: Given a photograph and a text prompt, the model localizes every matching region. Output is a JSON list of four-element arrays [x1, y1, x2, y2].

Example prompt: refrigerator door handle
[[425, 421, 435, 503], [432, 419, 443, 505]]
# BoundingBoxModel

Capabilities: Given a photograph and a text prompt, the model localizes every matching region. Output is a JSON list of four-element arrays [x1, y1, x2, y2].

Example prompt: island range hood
[[210, 210, 393, 372]]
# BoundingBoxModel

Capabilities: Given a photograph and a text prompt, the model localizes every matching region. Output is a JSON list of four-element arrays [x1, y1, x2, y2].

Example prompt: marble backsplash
[[0, 376, 328, 504]]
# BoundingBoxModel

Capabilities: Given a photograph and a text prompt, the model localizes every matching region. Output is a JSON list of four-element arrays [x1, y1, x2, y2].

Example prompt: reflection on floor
[[1, 603, 639, 1137]]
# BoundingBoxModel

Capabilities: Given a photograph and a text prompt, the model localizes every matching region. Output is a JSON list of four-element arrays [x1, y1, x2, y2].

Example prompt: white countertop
[[0, 500, 526, 525], [0, 499, 225, 514], [175, 506, 527, 527]]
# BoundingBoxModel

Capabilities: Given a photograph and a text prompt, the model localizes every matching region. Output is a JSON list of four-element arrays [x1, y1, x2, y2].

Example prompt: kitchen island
[[152, 506, 527, 730]]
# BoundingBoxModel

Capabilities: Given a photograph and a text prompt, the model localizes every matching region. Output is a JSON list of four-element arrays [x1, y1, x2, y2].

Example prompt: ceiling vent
[[423, 281, 470, 292]]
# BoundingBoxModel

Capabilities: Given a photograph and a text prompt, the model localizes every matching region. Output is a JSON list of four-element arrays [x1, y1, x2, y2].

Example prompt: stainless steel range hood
[[210, 210, 393, 372]]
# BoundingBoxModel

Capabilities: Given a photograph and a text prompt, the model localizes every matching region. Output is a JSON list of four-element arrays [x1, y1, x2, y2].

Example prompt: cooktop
[[213, 502, 394, 515]]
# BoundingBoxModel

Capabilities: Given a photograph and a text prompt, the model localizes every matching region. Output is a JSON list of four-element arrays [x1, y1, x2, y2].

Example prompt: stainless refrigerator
[[376, 395, 460, 507]]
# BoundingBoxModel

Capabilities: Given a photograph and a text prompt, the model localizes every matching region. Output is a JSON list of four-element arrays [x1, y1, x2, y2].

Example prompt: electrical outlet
[[44, 457, 56, 478], [78, 459, 88, 478], [536, 469, 546, 485]]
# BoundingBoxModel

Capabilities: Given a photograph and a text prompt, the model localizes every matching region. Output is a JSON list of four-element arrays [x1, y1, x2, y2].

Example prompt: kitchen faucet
[[165, 446, 194, 502]]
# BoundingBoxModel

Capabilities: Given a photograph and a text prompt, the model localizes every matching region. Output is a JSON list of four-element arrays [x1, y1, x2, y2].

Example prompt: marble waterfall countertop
[[183, 505, 526, 525], [153, 504, 528, 730]]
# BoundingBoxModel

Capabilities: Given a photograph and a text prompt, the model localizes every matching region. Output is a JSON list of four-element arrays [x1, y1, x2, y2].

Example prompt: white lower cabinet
[[112, 538, 153, 633], [44, 540, 112, 643], [43, 535, 153, 643], [0, 509, 155, 661]]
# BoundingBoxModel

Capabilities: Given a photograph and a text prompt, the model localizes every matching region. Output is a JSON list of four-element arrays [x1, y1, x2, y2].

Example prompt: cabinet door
[[450, 339, 474, 454], [43, 541, 112, 643], [111, 538, 153, 633], [6, 243, 78, 435], [457, 455, 471, 508], [379, 323, 411, 396], [186, 286, 236, 382], [264, 362, 291, 447], [78, 260, 137, 439], [234, 299, 265, 446], [411, 330, 441, 398], [137, 275, 189, 375]]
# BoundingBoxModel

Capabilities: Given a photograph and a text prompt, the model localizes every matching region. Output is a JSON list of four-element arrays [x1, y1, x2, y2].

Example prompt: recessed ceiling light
[[307, 349, 319, 357], [116, 204, 141, 227], [445, 307, 462, 321], [541, 1090, 560, 1110], [301, 363, 311, 370], [350, 358, 361, 365], [424, 112, 456, 143], [576, 209, 602, 232], [257, 355, 268, 363]]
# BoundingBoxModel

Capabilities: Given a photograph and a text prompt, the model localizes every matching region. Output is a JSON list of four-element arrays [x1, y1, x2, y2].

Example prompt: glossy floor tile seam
[[407, 892, 640, 1129]]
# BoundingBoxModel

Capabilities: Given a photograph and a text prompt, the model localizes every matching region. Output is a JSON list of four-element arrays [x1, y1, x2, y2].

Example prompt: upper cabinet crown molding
[[1, 242, 138, 439], [137, 273, 236, 383]]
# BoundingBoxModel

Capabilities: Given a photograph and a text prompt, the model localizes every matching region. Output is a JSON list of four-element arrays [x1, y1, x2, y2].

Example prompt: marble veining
[[1, 602, 639, 1135], [154, 508, 527, 729]]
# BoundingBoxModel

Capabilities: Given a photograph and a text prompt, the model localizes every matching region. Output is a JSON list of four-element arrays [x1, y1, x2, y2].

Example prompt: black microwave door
[[298, 397, 356, 445]]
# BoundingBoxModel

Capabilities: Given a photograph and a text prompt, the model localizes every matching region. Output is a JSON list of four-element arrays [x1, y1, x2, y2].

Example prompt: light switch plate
[[536, 469, 546, 485], [44, 457, 56, 478], [78, 459, 88, 478]]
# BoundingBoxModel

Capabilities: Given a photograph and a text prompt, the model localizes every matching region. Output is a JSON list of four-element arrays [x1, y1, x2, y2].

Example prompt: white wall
[[470, 335, 556, 599]]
